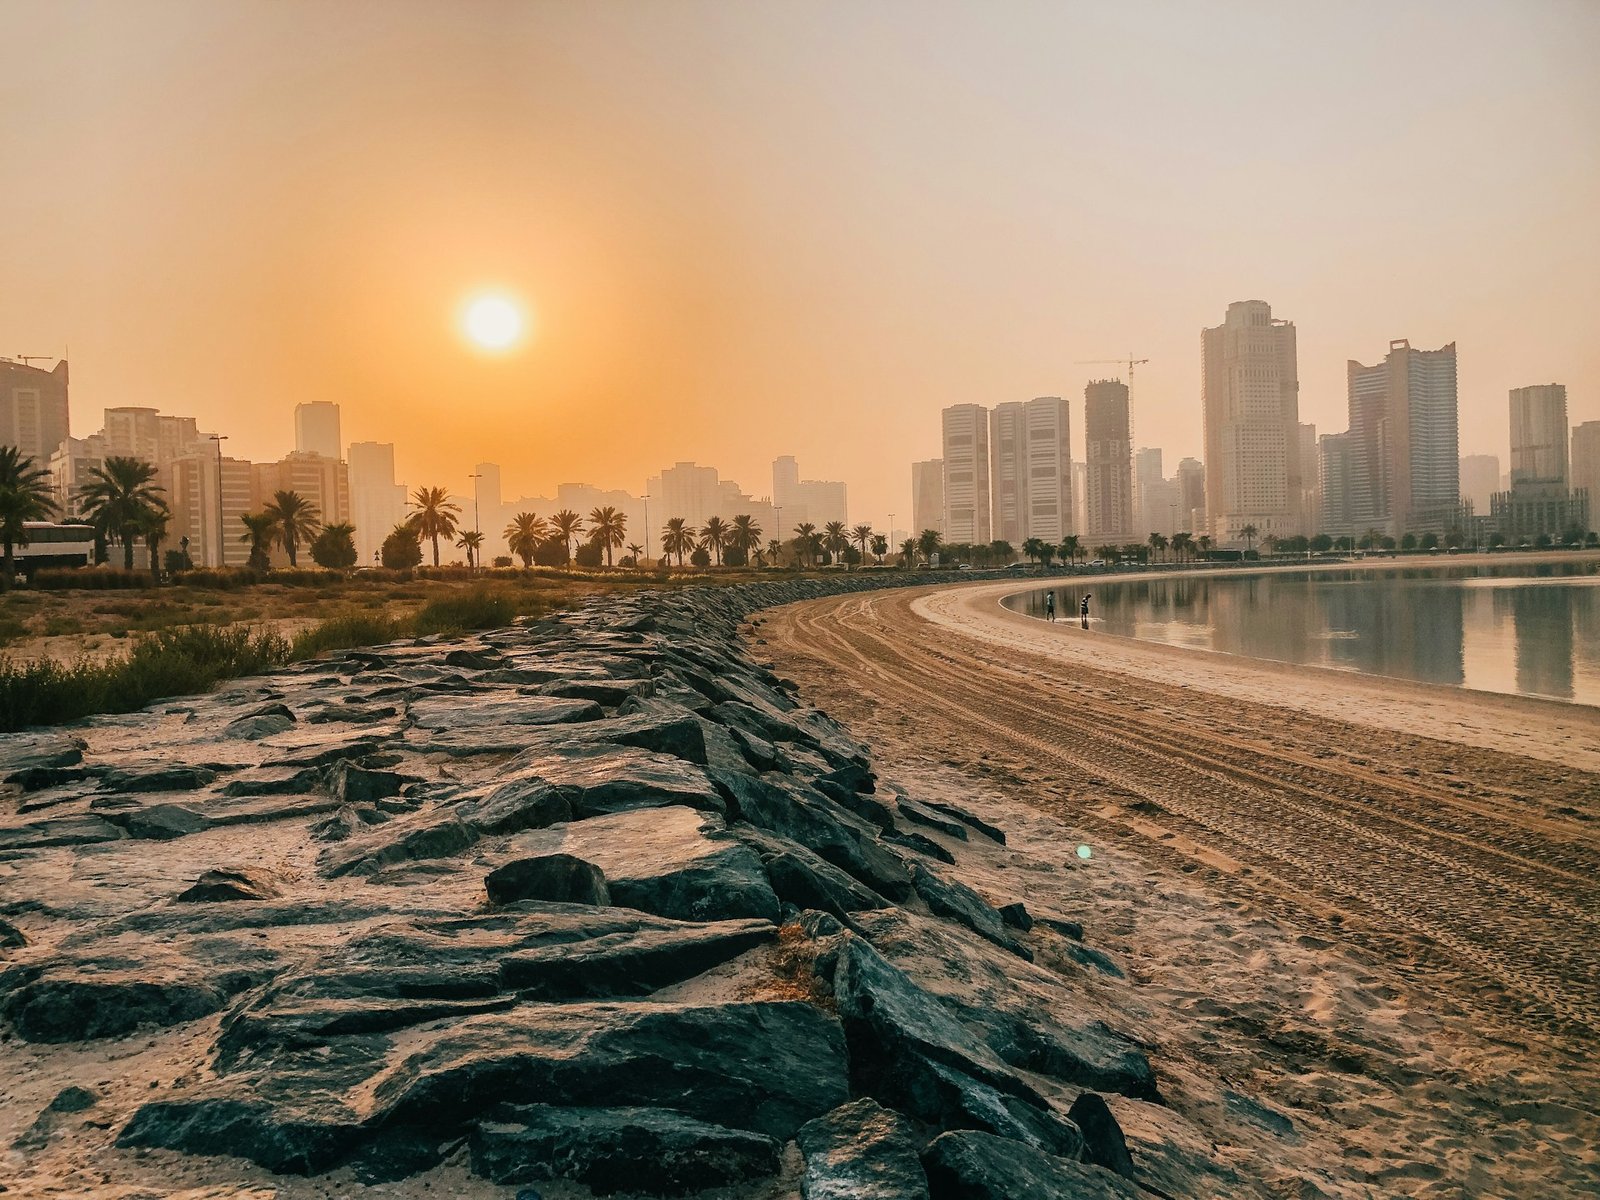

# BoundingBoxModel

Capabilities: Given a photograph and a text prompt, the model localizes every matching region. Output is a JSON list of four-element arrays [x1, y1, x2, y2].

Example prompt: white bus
[[14, 522, 96, 576]]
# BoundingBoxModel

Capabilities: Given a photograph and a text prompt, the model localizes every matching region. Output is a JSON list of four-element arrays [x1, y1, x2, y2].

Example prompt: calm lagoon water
[[1004, 561, 1600, 706]]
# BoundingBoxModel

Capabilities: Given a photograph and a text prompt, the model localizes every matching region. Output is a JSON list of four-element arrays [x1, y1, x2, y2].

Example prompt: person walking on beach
[[1044, 590, 1056, 621], [1080, 593, 1091, 629]]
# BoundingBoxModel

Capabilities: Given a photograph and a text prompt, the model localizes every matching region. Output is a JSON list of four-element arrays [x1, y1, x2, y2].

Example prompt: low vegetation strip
[[0, 587, 558, 732]]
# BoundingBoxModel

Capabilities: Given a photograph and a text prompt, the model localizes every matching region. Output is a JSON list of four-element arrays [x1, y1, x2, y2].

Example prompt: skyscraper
[[0, 358, 70, 463], [294, 401, 342, 460], [1318, 433, 1355, 538], [1083, 381, 1132, 545], [911, 459, 944, 538], [1176, 458, 1206, 534], [1343, 339, 1459, 535], [771, 456, 847, 530], [988, 403, 1025, 545], [986, 396, 1072, 545], [1201, 300, 1301, 544], [1572, 422, 1600, 529], [940, 404, 990, 544], [349, 442, 408, 566], [1021, 396, 1073, 543], [1459, 454, 1500, 514], [1508, 385, 1568, 486]]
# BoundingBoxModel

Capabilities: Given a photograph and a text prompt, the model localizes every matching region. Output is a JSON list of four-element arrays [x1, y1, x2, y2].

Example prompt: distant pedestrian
[[1080, 593, 1091, 629], [1044, 590, 1056, 621]]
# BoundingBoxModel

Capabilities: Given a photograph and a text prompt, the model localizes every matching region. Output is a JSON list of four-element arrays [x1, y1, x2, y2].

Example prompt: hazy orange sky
[[4, 0, 1598, 527]]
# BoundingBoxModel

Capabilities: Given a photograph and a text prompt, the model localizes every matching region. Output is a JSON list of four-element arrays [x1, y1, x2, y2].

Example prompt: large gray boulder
[[798, 1097, 930, 1200], [470, 1104, 780, 1195], [921, 1130, 1139, 1200]]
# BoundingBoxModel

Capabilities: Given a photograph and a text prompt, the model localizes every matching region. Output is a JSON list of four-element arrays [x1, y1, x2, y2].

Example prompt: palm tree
[[823, 520, 848, 566], [916, 528, 943, 563], [311, 521, 359, 569], [1022, 537, 1043, 565], [141, 505, 171, 583], [0, 446, 57, 586], [1239, 523, 1259, 555], [1197, 535, 1213, 559], [549, 509, 583, 565], [239, 512, 278, 571], [1148, 532, 1168, 563], [900, 537, 918, 567], [850, 523, 873, 568], [871, 533, 888, 565], [408, 485, 461, 567], [588, 506, 627, 567], [263, 489, 320, 567], [700, 516, 729, 566], [1059, 534, 1082, 568], [729, 514, 763, 564], [77, 456, 167, 571], [456, 528, 485, 568], [764, 537, 784, 568], [625, 542, 645, 566], [1171, 531, 1192, 563], [793, 522, 818, 568], [662, 517, 694, 566], [504, 511, 548, 568]]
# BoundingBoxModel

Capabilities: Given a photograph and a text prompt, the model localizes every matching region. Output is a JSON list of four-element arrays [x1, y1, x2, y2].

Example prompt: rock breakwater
[[1, 575, 1216, 1197]]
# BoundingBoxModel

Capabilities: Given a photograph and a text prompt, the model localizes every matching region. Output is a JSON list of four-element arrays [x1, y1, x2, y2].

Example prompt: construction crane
[[1075, 356, 1149, 383]]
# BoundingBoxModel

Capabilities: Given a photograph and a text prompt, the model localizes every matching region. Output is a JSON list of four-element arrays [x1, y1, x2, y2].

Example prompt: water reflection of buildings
[[1316, 579, 1465, 686], [1499, 586, 1575, 700]]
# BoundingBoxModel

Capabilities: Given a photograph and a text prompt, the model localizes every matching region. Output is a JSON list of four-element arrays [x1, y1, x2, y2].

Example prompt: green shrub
[[33, 568, 150, 590], [0, 624, 292, 732], [413, 589, 515, 636], [290, 613, 403, 659]]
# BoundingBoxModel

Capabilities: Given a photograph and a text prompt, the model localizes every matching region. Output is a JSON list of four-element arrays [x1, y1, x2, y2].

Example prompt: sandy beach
[[762, 572, 1600, 1197]]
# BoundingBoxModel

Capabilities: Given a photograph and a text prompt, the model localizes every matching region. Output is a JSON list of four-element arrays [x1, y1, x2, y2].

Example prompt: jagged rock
[[108, 803, 212, 841], [0, 733, 87, 789], [410, 695, 602, 731], [852, 910, 1158, 1102], [458, 774, 573, 834], [12, 1085, 101, 1150], [485, 853, 611, 906], [920, 799, 1006, 845], [1061, 943, 1125, 979], [888, 831, 957, 864], [499, 919, 777, 999], [715, 772, 911, 901], [998, 902, 1033, 931], [470, 1104, 780, 1195], [921, 1130, 1139, 1200], [99, 765, 218, 794], [897, 798, 969, 841], [220, 765, 326, 796], [504, 806, 779, 923], [734, 826, 889, 918], [177, 868, 281, 903], [443, 648, 504, 670], [0, 813, 125, 851], [1068, 1092, 1136, 1178], [536, 678, 654, 706], [0, 917, 27, 948], [528, 701, 709, 765], [327, 760, 412, 806], [321, 811, 477, 877], [2, 953, 267, 1042], [119, 1095, 366, 1175], [912, 864, 1031, 960], [309, 804, 391, 842], [223, 705, 296, 740], [505, 746, 725, 818], [797, 1097, 930, 1200], [831, 936, 1081, 1156]]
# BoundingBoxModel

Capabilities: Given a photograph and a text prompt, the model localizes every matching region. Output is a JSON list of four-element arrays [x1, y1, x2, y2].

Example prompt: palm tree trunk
[[432, 534, 440, 567], [2, 541, 14, 588], [123, 535, 135, 571]]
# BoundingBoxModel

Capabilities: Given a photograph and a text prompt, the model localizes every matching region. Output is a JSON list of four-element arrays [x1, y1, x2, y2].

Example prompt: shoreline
[[914, 574, 1600, 772]]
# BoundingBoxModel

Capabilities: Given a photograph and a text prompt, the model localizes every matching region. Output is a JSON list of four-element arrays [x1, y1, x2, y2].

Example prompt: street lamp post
[[209, 434, 228, 567], [641, 493, 650, 567]]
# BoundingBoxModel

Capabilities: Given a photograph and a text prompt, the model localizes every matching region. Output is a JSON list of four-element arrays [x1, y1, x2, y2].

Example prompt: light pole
[[209, 434, 228, 567], [887, 513, 895, 567], [467, 472, 482, 569], [641, 493, 650, 567], [775, 506, 784, 568]]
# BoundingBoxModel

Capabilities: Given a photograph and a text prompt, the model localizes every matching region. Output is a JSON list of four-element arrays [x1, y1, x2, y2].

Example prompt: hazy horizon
[[4, 0, 1597, 525]]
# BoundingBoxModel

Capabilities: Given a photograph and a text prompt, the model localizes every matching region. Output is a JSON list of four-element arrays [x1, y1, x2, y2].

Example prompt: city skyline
[[4, 1, 1597, 527]]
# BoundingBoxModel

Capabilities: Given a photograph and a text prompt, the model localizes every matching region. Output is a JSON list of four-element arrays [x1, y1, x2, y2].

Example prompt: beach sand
[[762, 574, 1600, 1198]]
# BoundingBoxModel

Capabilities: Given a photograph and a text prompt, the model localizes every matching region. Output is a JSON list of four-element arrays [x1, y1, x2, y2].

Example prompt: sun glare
[[460, 292, 526, 352]]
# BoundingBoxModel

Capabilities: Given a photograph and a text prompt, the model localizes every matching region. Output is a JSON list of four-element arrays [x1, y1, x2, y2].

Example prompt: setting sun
[[460, 292, 526, 352]]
